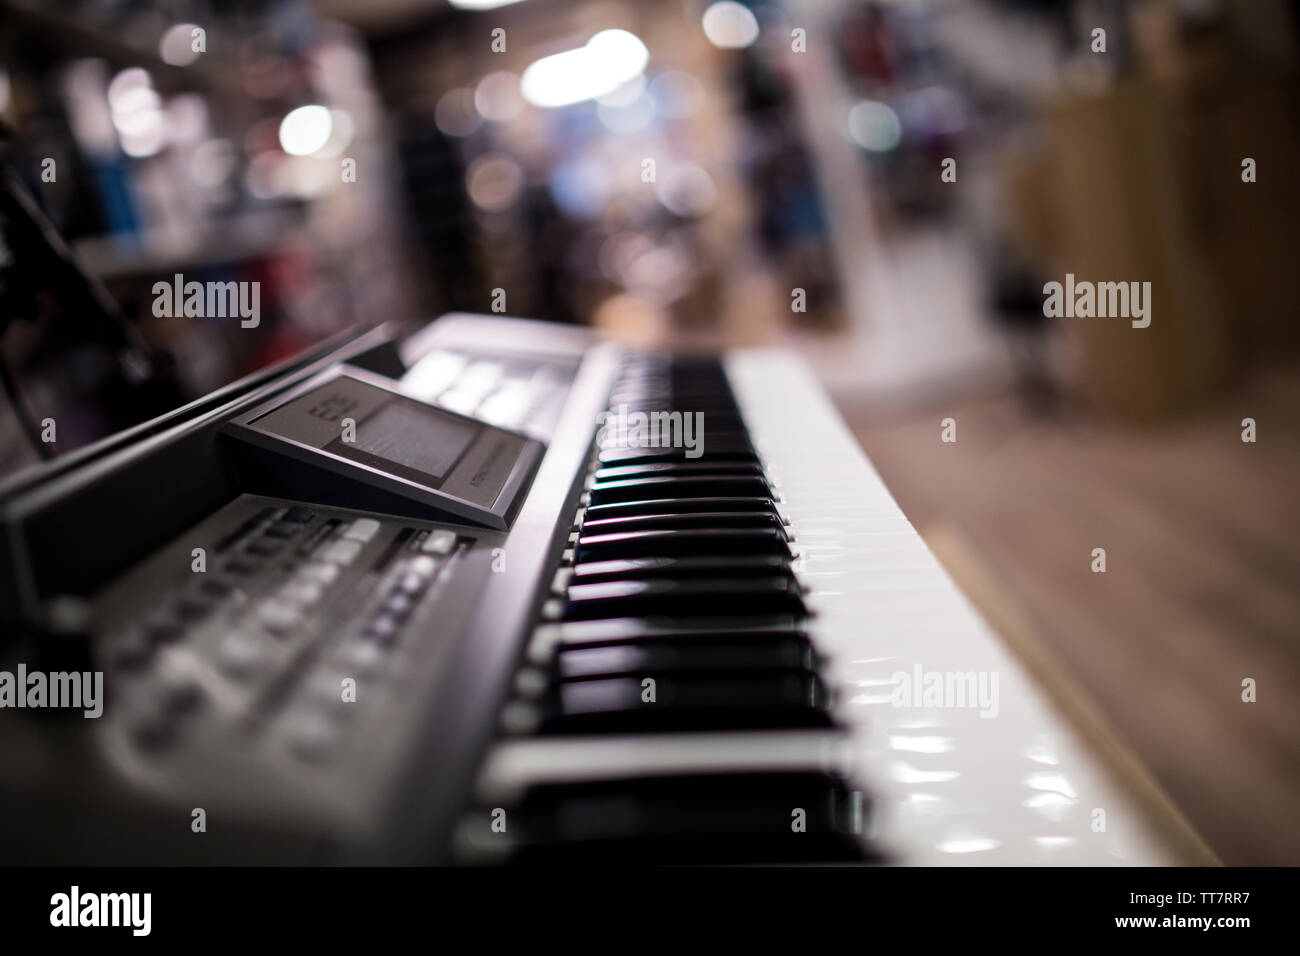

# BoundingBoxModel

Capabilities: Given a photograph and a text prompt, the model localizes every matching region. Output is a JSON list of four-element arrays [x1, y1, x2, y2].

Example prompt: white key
[[722, 350, 1179, 865]]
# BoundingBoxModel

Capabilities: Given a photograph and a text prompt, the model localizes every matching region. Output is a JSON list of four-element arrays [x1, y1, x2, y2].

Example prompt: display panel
[[226, 366, 544, 529], [349, 401, 479, 479]]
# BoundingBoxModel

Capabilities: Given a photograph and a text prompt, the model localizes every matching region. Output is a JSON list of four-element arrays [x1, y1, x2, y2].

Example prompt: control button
[[336, 640, 384, 675], [219, 632, 266, 678], [500, 700, 541, 735], [297, 562, 340, 585], [363, 614, 400, 647], [408, 555, 439, 577], [143, 618, 184, 647], [244, 537, 282, 558], [421, 530, 457, 555], [173, 595, 213, 622], [393, 571, 425, 596], [302, 669, 358, 708], [515, 667, 549, 696], [285, 711, 340, 762], [258, 600, 302, 635], [114, 636, 154, 672], [343, 518, 381, 543], [131, 712, 176, 751], [281, 580, 324, 607], [384, 592, 413, 620], [158, 678, 204, 716], [197, 576, 235, 598], [321, 539, 364, 565], [283, 507, 317, 524]]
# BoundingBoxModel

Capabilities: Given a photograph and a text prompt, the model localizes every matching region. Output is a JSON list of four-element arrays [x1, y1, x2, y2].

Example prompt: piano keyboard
[[456, 350, 1177, 865], [0, 313, 1185, 866]]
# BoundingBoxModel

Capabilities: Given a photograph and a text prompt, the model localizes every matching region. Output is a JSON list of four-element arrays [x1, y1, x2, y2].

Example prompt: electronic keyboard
[[0, 314, 1184, 865]]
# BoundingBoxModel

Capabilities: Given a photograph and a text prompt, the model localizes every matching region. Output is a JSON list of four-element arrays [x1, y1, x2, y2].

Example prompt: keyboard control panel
[[92, 493, 499, 842]]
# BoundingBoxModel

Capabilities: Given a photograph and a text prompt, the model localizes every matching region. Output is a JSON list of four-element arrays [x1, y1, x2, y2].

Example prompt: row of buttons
[[284, 546, 456, 762], [403, 349, 569, 434], [115, 505, 466, 761], [114, 507, 317, 674], [148, 513, 392, 754], [225, 517, 382, 663], [122, 507, 321, 749]]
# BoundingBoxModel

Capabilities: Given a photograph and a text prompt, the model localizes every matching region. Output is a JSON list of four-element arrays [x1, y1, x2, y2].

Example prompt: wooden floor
[[843, 364, 1300, 866]]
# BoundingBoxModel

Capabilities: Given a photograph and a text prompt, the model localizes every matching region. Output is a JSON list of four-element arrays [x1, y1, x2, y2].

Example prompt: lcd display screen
[[350, 401, 479, 480], [229, 367, 543, 528]]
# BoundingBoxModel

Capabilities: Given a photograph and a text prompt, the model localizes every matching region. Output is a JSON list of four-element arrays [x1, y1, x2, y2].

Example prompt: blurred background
[[0, 0, 1296, 863]]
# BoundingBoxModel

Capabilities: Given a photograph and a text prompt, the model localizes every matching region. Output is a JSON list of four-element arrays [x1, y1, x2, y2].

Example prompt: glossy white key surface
[[726, 350, 1176, 865]]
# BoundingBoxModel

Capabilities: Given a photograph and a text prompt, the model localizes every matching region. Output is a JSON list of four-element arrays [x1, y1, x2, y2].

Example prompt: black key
[[542, 622, 811, 653], [597, 447, 756, 466], [222, 558, 259, 576], [570, 555, 794, 583], [283, 507, 317, 523], [580, 511, 787, 535], [597, 434, 754, 453], [546, 615, 809, 641], [575, 528, 791, 561], [562, 577, 805, 621], [507, 773, 866, 863], [555, 635, 817, 679], [594, 461, 765, 482], [604, 418, 747, 437], [608, 419, 740, 434], [539, 672, 832, 734], [588, 476, 772, 506], [583, 497, 778, 519]]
